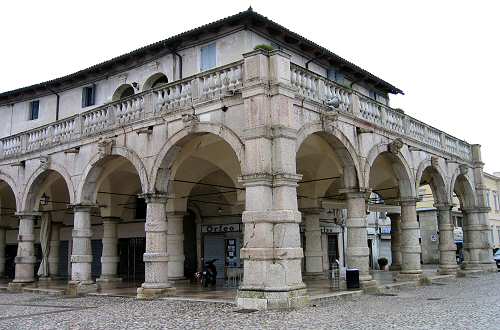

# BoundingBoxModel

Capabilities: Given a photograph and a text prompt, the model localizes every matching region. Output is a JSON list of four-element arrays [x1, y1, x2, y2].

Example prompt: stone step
[[22, 287, 65, 296], [309, 290, 363, 307]]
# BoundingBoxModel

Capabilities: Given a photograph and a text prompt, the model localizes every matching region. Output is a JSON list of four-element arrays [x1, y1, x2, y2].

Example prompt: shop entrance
[[118, 237, 145, 283], [327, 234, 339, 268]]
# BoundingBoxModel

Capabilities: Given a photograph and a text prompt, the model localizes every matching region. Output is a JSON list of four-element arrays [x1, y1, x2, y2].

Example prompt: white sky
[[1, 0, 498, 172]]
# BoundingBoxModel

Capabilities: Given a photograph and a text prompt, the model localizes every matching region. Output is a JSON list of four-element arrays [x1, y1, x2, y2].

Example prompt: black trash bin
[[346, 268, 360, 289]]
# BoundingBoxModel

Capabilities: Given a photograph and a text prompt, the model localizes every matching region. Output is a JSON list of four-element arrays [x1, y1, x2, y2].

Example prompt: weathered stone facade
[[0, 9, 495, 309]]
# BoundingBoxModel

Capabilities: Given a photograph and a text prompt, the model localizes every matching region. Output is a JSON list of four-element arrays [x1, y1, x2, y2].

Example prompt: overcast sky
[[1, 0, 498, 172]]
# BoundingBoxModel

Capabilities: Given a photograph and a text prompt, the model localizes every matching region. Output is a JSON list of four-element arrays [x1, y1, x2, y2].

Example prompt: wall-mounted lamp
[[40, 193, 50, 206]]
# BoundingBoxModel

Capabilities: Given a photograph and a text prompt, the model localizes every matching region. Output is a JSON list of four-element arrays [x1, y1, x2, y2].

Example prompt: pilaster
[[396, 198, 423, 281], [166, 211, 186, 281], [302, 208, 325, 277], [387, 213, 401, 271], [97, 216, 122, 289]]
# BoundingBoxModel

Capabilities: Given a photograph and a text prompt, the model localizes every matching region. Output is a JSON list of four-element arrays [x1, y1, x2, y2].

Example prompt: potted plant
[[377, 257, 389, 271]]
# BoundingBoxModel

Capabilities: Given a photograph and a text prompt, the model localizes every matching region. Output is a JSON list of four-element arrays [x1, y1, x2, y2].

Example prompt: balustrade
[[0, 61, 244, 159]]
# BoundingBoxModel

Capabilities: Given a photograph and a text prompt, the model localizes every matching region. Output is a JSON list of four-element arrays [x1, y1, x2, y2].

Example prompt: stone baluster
[[97, 217, 121, 288], [397, 198, 423, 281], [167, 211, 185, 280], [69, 205, 96, 295], [303, 208, 325, 277], [48, 222, 61, 279], [344, 191, 376, 289], [8, 213, 38, 291], [137, 193, 174, 299], [387, 213, 402, 271], [435, 203, 458, 274]]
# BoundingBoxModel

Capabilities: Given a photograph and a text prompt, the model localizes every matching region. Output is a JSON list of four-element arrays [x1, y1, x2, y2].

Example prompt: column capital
[[101, 216, 121, 224], [434, 203, 453, 211], [14, 212, 41, 219], [239, 173, 273, 187], [140, 193, 168, 204], [398, 197, 419, 206], [300, 207, 322, 215], [340, 188, 370, 200], [71, 204, 97, 212]]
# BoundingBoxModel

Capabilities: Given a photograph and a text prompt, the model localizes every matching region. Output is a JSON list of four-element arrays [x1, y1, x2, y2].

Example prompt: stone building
[[484, 172, 500, 250], [0, 9, 495, 310]]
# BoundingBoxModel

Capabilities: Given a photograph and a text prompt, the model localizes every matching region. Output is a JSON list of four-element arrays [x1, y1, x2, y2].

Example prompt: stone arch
[[150, 123, 245, 193], [449, 169, 477, 209], [364, 142, 416, 198], [296, 121, 361, 193], [21, 162, 75, 211], [76, 145, 149, 204], [415, 158, 449, 204], [143, 72, 169, 90], [0, 172, 20, 210], [112, 84, 135, 101]]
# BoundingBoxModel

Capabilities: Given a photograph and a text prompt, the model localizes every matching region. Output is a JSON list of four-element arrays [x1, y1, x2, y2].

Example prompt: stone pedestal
[[435, 204, 458, 275], [167, 212, 185, 280], [303, 209, 325, 277], [48, 222, 61, 279], [97, 217, 121, 289], [137, 194, 174, 299], [344, 191, 376, 290], [69, 205, 96, 295], [8, 213, 38, 291], [0, 227, 5, 278], [388, 213, 402, 271], [396, 198, 422, 281]]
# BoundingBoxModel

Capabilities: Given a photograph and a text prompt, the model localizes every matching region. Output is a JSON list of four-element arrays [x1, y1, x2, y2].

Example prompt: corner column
[[137, 193, 174, 299], [69, 205, 96, 295], [345, 191, 376, 289], [397, 198, 422, 281], [435, 203, 458, 274], [8, 213, 38, 291], [303, 209, 325, 277], [167, 212, 185, 281], [387, 213, 401, 271], [48, 222, 61, 279], [97, 217, 121, 288]]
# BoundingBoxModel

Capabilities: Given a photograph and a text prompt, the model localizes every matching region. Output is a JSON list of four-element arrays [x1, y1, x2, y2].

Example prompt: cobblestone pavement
[[0, 272, 498, 330]]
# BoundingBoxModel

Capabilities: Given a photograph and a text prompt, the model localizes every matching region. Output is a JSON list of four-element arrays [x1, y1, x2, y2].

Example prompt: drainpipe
[[168, 48, 183, 80], [45, 85, 60, 121]]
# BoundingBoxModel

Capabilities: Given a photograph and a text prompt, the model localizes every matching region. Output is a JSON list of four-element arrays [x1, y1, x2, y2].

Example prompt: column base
[[8, 281, 35, 292], [96, 277, 122, 290], [237, 288, 309, 310], [302, 272, 327, 280], [389, 264, 401, 271], [168, 277, 190, 284], [66, 281, 97, 296], [438, 265, 459, 275], [360, 279, 378, 293], [136, 286, 175, 300]]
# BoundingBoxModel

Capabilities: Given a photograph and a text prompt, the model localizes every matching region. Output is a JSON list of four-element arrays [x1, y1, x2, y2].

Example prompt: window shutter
[[81, 88, 86, 108], [90, 84, 96, 106]]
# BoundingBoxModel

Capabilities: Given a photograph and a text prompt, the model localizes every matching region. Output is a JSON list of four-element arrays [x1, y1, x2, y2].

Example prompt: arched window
[[143, 73, 169, 90], [112, 84, 135, 101]]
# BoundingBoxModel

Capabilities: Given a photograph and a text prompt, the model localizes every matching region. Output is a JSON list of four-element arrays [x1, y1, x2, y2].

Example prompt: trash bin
[[346, 268, 360, 289]]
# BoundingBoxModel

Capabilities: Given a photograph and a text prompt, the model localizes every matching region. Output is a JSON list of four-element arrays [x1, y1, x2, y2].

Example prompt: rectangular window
[[494, 191, 499, 211], [327, 69, 344, 84], [81, 85, 96, 107], [486, 191, 491, 207], [29, 100, 39, 120], [369, 90, 377, 100], [200, 43, 216, 71], [490, 227, 495, 245], [497, 227, 500, 243]]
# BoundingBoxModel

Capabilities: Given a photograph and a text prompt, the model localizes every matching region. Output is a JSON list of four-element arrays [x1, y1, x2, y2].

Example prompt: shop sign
[[202, 223, 241, 233]]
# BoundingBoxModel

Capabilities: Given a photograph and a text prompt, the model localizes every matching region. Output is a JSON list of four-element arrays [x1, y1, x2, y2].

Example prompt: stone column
[[137, 193, 174, 299], [167, 212, 185, 280], [48, 222, 61, 278], [435, 203, 458, 274], [397, 198, 422, 281], [303, 209, 324, 277], [345, 191, 375, 288], [470, 144, 496, 271], [97, 217, 121, 288], [0, 226, 5, 278], [462, 208, 490, 270], [387, 213, 402, 271], [8, 213, 38, 291], [68, 205, 96, 295]]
